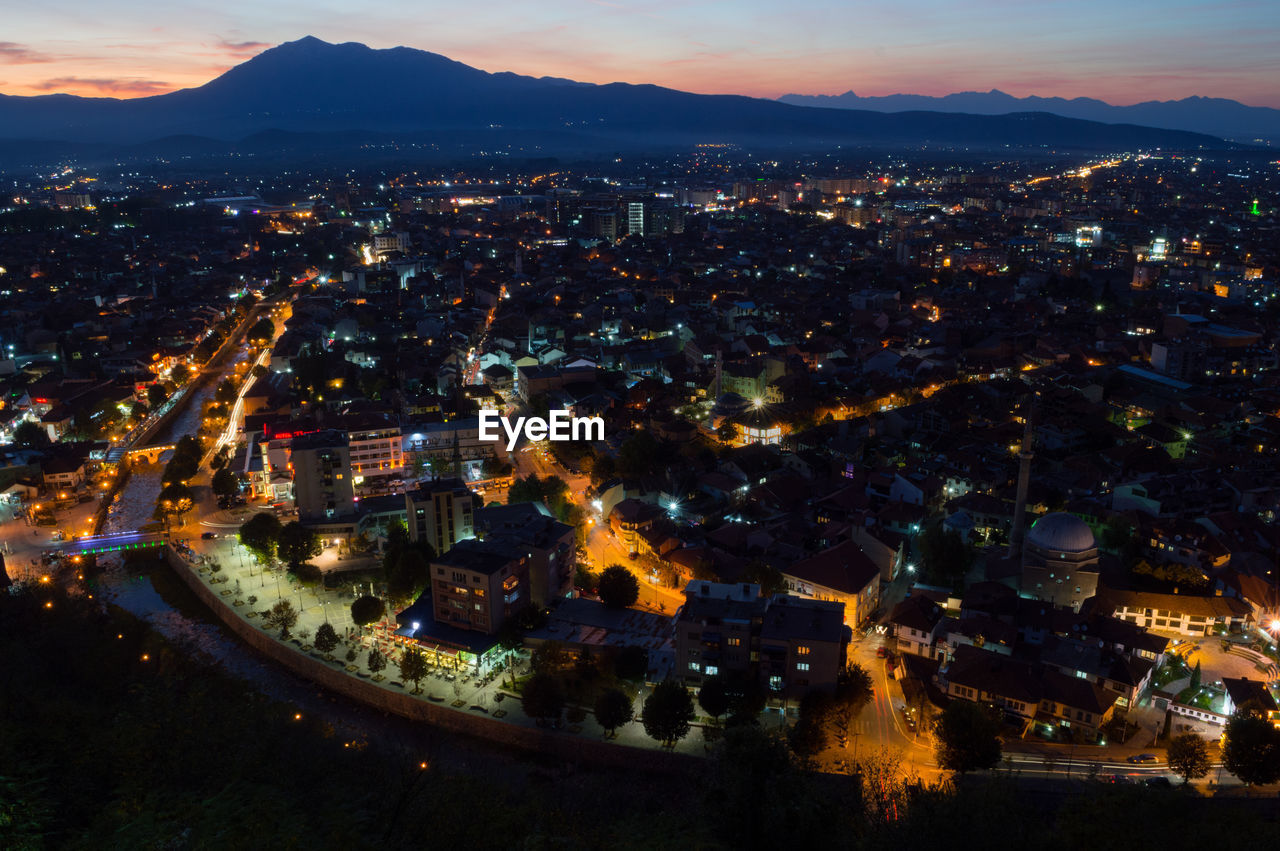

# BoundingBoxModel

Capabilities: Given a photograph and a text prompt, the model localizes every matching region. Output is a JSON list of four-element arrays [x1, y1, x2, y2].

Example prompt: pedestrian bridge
[[60, 530, 167, 555], [106, 443, 176, 465]]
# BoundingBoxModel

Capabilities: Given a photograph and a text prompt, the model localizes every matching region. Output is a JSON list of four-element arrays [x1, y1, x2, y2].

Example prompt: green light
[[1252, 199, 1261, 216]]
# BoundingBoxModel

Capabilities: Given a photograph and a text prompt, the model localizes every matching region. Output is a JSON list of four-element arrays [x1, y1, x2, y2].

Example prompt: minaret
[[1007, 398, 1035, 557]]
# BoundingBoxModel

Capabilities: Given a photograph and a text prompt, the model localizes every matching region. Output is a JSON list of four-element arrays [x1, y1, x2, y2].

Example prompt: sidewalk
[[169, 525, 713, 760]]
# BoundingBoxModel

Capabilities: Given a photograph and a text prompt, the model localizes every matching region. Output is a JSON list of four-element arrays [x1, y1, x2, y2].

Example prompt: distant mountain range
[[0, 38, 1243, 166], [778, 90, 1280, 143]]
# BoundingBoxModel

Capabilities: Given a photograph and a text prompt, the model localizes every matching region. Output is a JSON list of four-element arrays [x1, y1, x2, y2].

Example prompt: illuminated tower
[[1007, 398, 1035, 557]]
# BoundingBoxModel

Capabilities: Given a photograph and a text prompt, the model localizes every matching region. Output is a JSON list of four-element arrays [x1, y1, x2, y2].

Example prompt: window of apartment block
[[797, 646, 811, 655]]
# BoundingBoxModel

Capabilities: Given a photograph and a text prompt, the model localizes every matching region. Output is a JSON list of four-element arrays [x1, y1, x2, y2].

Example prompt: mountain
[[0, 38, 1238, 164], [778, 90, 1280, 143]]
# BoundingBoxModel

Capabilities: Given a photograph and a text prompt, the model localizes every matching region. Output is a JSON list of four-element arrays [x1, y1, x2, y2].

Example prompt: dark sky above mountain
[[0, 1, 1275, 107]]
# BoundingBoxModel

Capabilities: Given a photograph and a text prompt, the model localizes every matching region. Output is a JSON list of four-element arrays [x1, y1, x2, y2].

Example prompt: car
[[201, 532, 217, 540], [1144, 776, 1172, 788], [875, 646, 888, 658], [1127, 753, 1158, 764]]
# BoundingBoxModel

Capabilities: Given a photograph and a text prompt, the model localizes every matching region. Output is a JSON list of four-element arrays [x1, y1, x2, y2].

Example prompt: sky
[[0, 0, 1277, 106]]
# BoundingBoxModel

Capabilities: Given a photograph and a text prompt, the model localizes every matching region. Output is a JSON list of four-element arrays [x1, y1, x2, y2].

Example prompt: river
[[88, 340, 518, 769]]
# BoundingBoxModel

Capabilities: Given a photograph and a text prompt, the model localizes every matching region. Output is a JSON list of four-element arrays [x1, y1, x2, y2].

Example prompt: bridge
[[105, 443, 176, 465], [60, 530, 167, 556]]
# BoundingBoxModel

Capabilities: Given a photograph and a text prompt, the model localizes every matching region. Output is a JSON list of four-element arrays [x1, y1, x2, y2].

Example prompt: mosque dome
[[1026, 512, 1096, 554]]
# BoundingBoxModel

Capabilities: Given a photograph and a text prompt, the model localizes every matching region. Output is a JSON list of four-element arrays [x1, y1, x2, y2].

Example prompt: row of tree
[[238, 513, 322, 574]]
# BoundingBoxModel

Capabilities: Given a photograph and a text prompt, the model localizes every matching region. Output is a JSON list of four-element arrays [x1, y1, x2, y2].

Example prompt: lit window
[[797, 646, 811, 655], [688, 662, 701, 672], [797, 662, 810, 672]]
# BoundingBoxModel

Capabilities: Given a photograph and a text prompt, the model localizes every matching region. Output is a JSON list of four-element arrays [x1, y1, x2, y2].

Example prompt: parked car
[[1127, 753, 1158, 764], [875, 646, 888, 658], [201, 532, 217, 540], [1144, 776, 1172, 788]]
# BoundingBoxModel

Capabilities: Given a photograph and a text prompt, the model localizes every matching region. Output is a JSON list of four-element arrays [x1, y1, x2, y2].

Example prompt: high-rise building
[[430, 539, 528, 635], [290, 430, 355, 523], [405, 478, 476, 556], [473, 502, 575, 607], [626, 201, 645, 236]]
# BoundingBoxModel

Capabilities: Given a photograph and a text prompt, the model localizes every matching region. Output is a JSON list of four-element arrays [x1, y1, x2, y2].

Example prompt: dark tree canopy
[[313, 623, 339, 655], [278, 521, 322, 570], [614, 645, 648, 681], [350, 596, 384, 627], [521, 672, 565, 724], [935, 700, 1002, 774], [12, 421, 50, 448], [239, 513, 282, 563], [598, 564, 640, 609], [211, 467, 240, 499], [1222, 709, 1280, 786], [641, 679, 696, 747], [263, 600, 298, 638], [398, 649, 428, 694], [594, 688, 634, 736], [698, 675, 731, 721], [1167, 732, 1211, 783]]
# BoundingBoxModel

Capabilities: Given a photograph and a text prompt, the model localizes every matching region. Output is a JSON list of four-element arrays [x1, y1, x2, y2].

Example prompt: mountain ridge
[[0, 37, 1243, 163], [778, 89, 1280, 142]]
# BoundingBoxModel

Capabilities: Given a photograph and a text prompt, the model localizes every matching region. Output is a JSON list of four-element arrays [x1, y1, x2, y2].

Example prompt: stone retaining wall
[[161, 546, 697, 772]]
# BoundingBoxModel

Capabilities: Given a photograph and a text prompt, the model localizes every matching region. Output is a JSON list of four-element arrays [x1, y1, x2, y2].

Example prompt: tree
[[531, 640, 568, 676], [277, 521, 321, 570], [829, 664, 875, 741], [1166, 733, 1211, 784], [935, 700, 1002, 774], [598, 564, 640, 609], [744, 559, 786, 596], [1189, 660, 1202, 691], [387, 548, 430, 599], [595, 688, 634, 738], [263, 600, 298, 638], [211, 467, 240, 501], [350, 596, 384, 628], [12, 421, 50, 448], [590, 453, 616, 486], [366, 648, 387, 677], [917, 522, 974, 588], [615, 645, 648, 681], [789, 691, 833, 760], [154, 482, 195, 527], [789, 717, 828, 761], [717, 420, 739, 446], [1222, 709, 1280, 785], [699, 675, 731, 724], [314, 623, 339, 656], [248, 318, 275, 345], [171, 363, 191, 385], [641, 679, 696, 747], [146, 383, 169, 408], [239, 512, 282, 564], [399, 649, 429, 694], [251, 363, 269, 380], [495, 617, 525, 690], [521, 672, 565, 725], [724, 669, 767, 727]]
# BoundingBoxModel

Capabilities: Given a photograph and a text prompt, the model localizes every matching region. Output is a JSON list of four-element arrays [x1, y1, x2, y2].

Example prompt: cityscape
[[1, 11, 1280, 851]]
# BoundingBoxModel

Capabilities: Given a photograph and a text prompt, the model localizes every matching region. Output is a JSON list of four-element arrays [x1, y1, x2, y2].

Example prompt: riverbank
[[155, 541, 704, 770]]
